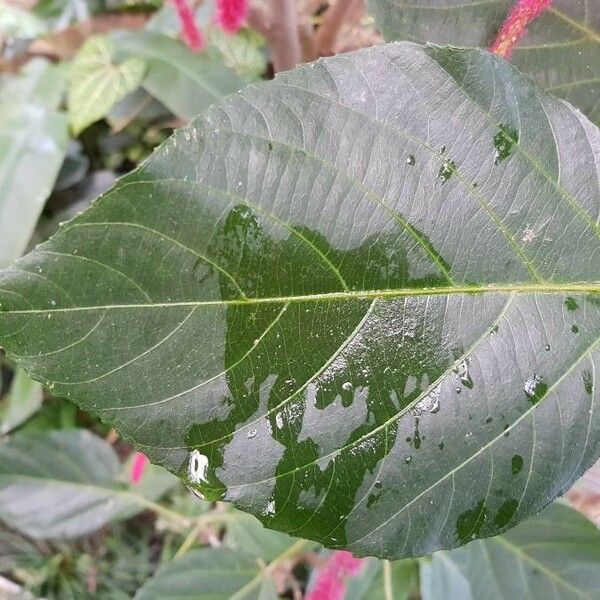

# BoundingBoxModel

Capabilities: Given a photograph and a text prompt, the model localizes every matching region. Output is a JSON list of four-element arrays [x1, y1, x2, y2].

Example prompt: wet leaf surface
[[0, 43, 600, 558]]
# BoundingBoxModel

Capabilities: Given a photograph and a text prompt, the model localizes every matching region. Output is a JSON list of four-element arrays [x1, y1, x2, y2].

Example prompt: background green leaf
[[342, 558, 419, 600], [68, 35, 146, 135], [1, 43, 600, 558], [0, 430, 176, 538], [111, 31, 244, 121], [0, 368, 43, 435], [0, 59, 68, 269], [367, 0, 600, 125], [134, 548, 269, 600], [421, 503, 600, 600]]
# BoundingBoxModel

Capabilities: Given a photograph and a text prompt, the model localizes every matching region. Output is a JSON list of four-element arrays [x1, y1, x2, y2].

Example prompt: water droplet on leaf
[[493, 124, 518, 164]]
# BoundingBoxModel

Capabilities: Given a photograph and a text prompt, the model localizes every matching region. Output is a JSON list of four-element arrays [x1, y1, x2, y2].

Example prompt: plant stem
[[229, 539, 310, 600], [131, 495, 193, 528], [316, 0, 364, 56], [173, 511, 236, 559], [383, 560, 393, 600], [269, 0, 302, 72]]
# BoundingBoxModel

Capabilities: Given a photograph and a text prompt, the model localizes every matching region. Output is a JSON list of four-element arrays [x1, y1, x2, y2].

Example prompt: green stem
[[383, 560, 393, 600], [229, 539, 310, 600]]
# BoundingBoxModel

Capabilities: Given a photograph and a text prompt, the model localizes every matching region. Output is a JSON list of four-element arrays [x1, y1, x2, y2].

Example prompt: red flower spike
[[306, 551, 364, 600], [216, 0, 248, 33], [130, 452, 149, 485], [172, 0, 205, 51], [490, 0, 552, 59]]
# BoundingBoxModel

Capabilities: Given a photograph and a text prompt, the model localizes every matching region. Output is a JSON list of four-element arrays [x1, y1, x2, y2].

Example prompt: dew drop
[[438, 159, 456, 183], [524, 374, 547, 404], [406, 154, 415, 166], [342, 381, 353, 392], [188, 450, 209, 484], [275, 412, 284, 429], [493, 124, 518, 164], [571, 324, 579, 334], [455, 359, 474, 389], [405, 455, 413, 464], [247, 429, 258, 439], [582, 370, 593, 395]]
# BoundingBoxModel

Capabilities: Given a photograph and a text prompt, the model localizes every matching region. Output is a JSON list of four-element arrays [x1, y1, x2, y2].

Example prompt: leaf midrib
[[2, 282, 599, 315]]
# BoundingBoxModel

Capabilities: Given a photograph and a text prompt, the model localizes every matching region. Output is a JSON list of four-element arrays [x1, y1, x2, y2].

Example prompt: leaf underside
[[1, 43, 600, 558], [367, 0, 600, 126]]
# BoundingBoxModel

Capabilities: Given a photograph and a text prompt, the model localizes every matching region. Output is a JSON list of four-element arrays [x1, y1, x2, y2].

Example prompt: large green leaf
[[0, 430, 176, 538], [0, 43, 600, 558], [0, 59, 68, 268], [367, 0, 600, 125], [421, 503, 600, 599], [111, 31, 244, 121]]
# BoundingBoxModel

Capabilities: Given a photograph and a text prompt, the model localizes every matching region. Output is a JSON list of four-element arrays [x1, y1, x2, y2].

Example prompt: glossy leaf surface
[[1, 43, 600, 558], [0, 430, 175, 538], [367, 0, 600, 125], [421, 503, 600, 600]]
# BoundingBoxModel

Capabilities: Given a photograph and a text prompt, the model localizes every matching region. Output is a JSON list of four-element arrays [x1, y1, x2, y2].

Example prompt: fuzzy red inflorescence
[[306, 551, 364, 600], [216, 0, 248, 33], [490, 0, 552, 59], [172, 0, 205, 51], [130, 452, 149, 485]]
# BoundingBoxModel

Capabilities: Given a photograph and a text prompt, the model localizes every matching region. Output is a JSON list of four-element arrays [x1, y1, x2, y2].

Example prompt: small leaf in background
[[0, 430, 177, 539], [134, 548, 263, 600], [0, 59, 68, 268], [209, 27, 267, 81], [68, 35, 146, 135], [224, 511, 307, 562], [0, 0, 47, 39], [421, 503, 600, 600], [111, 31, 244, 121], [0, 368, 43, 435], [343, 558, 419, 600]]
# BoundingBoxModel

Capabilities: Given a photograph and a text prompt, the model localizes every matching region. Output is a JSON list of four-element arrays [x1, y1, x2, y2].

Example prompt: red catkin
[[216, 0, 248, 33], [172, 0, 205, 51], [130, 452, 149, 484], [306, 551, 364, 600], [490, 0, 552, 59]]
